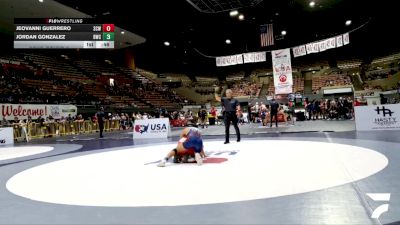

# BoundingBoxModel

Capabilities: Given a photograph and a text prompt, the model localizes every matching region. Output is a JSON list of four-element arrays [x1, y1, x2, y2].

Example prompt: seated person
[[278, 106, 288, 122], [158, 127, 207, 167]]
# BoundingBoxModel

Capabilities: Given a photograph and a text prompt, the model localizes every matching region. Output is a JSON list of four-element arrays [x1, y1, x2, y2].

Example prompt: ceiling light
[[281, 30, 287, 36], [164, 41, 170, 46], [38, 0, 44, 2], [238, 14, 245, 21], [225, 39, 231, 44], [230, 10, 239, 17], [345, 20, 352, 26], [309, 1, 315, 7], [121, 31, 125, 34]]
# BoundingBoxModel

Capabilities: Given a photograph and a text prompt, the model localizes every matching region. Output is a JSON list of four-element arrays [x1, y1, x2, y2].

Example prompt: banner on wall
[[0, 104, 77, 120], [355, 104, 400, 131], [272, 48, 293, 94], [0, 127, 14, 145], [133, 118, 170, 139]]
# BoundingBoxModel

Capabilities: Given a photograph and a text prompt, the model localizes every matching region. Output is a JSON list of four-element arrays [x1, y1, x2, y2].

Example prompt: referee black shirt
[[222, 98, 239, 112]]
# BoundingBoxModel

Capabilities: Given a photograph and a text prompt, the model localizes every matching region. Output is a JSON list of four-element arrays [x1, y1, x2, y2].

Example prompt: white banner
[[0, 104, 77, 120], [216, 54, 243, 67], [343, 33, 350, 45], [272, 48, 293, 94], [236, 54, 244, 64], [295, 33, 349, 58], [243, 52, 254, 63], [275, 85, 293, 95], [133, 118, 170, 139], [327, 37, 336, 49], [0, 127, 14, 145], [336, 35, 343, 47], [243, 52, 267, 63], [292, 45, 307, 57], [319, 40, 327, 52], [355, 104, 400, 131], [306, 43, 314, 54]]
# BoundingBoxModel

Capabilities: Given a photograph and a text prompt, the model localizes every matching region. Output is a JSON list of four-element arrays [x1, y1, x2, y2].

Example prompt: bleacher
[[72, 58, 119, 76], [312, 74, 352, 92], [337, 58, 362, 70], [163, 73, 191, 83], [371, 52, 400, 65], [231, 81, 261, 97], [23, 53, 90, 83], [1, 53, 187, 109]]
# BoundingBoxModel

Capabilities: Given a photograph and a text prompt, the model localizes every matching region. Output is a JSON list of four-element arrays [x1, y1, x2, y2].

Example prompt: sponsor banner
[[272, 48, 293, 94], [355, 104, 400, 131], [0, 127, 14, 145], [0, 104, 77, 120], [133, 118, 170, 139]]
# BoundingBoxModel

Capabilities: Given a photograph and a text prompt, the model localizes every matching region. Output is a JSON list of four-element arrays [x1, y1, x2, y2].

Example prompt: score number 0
[[102, 24, 115, 32]]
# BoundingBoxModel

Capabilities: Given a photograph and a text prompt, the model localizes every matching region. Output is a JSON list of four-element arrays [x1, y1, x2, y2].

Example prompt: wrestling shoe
[[173, 156, 180, 163], [157, 159, 166, 167], [187, 157, 196, 163], [195, 153, 203, 166]]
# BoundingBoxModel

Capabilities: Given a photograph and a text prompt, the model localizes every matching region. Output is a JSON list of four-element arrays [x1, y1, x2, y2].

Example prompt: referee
[[215, 88, 241, 144]]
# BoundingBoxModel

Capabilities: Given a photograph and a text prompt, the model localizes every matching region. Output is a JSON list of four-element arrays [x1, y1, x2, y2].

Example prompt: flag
[[260, 24, 274, 47]]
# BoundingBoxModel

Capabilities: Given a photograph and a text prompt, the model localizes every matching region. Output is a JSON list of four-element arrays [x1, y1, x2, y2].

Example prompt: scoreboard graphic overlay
[[14, 18, 114, 49]]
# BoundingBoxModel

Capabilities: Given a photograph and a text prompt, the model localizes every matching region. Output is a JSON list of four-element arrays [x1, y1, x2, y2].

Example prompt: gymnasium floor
[[0, 122, 400, 225]]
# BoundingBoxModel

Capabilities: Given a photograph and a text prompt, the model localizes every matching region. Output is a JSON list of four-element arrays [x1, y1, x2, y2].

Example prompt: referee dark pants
[[224, 111, 240, 143], [270, 111, 278, 127], [99, 122, 104, 138]]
